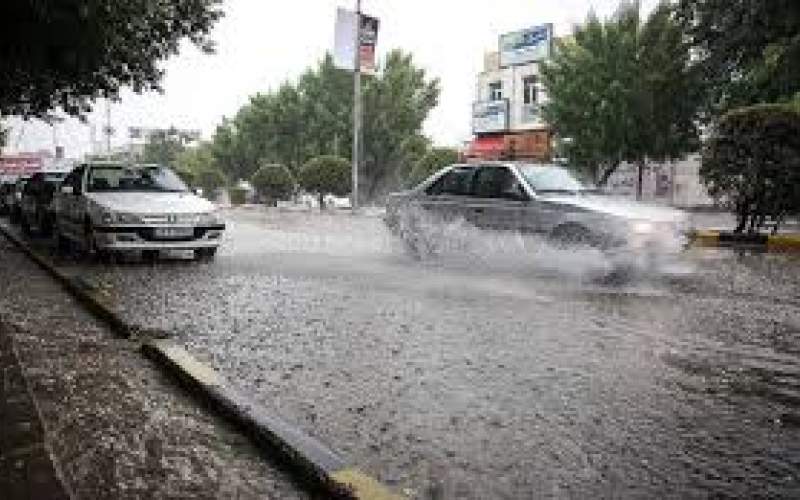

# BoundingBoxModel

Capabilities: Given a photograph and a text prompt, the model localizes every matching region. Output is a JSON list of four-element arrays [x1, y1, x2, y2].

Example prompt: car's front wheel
[[194, 247, 217, 261]]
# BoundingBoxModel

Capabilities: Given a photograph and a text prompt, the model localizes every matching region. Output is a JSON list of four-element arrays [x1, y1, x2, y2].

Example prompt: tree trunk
[[597, 161, 620, 187], [318, 193, 325, 211]]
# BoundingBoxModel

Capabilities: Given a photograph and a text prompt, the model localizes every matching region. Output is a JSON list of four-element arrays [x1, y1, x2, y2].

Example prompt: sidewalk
[[0, 324, 70, 499], [0, 234, 308, 499]]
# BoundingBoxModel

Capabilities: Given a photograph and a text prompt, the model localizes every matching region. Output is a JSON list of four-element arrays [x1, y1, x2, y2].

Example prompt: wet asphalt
[[11, 207, 800, 499]]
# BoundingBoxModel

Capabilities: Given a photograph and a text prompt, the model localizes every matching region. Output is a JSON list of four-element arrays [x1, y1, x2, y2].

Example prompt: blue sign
[[499, 24, 553, 67]]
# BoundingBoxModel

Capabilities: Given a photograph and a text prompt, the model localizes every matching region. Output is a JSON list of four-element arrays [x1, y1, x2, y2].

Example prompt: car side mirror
[[60, 185, 74, 195]]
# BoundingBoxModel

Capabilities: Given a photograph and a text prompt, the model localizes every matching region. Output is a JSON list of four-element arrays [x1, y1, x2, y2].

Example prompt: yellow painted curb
[[690, 230, 720, 247], [148, 339, 223, 387], [768, 234, 800, 251], [330, 468, 406, 500]]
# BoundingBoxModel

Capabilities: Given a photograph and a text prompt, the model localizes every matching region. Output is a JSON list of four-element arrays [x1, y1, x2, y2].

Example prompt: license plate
[[154, 227, 193, 239]]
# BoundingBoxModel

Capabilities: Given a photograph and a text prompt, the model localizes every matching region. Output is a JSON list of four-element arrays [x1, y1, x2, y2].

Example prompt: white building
[[467, 24, 553, 160]]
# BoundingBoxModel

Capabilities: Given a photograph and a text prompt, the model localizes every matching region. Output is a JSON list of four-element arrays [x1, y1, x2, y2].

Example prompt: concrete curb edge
[[0, 224, 404, 499], [690, 229, 800, 251]]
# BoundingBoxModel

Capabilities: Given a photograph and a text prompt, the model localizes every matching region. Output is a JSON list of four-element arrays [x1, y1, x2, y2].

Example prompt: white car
[[54, 162, 225, 260]]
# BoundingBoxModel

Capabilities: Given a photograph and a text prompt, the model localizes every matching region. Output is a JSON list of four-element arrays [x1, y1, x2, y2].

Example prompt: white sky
[[6, 0, 659, 158]]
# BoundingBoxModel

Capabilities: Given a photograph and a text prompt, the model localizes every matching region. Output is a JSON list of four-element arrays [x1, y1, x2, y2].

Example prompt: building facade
[[467, 24, 553, 161]]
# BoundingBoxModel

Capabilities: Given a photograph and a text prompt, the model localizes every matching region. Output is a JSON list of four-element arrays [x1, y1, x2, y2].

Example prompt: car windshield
[[516, 165, 586, 192], [87, 166, 188, 193]]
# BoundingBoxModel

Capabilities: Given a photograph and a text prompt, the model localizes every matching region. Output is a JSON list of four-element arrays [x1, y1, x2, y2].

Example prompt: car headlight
[[197, 211, 221, 225], [630, 221, 657, 235]]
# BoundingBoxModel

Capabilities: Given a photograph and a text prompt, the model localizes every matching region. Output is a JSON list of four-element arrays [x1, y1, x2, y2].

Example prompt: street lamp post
[[351, 0, 361, 211]]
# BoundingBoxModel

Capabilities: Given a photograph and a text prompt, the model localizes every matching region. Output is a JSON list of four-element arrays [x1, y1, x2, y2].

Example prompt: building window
[[523, 76, 538, 105], [488, 81, 503, 101]]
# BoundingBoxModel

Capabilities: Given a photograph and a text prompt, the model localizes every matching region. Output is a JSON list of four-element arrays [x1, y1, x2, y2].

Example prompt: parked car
[[53, 162, 225, 260], [7, 177, 31, 224], [0, 180, 16, 215], [384, 162, 690, 255], [19, 171, 68, 236]]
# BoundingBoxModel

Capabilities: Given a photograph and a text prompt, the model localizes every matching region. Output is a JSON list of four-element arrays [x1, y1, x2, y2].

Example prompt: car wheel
[[20, 215, 31, 235], [142, 249, 160, 263], [194, 247, 217, 261], [550, 223, 596, 248], [55, 228, 71, 255]]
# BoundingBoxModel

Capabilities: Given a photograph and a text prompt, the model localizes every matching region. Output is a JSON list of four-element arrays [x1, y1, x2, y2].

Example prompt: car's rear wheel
[[20, 214, 31, 235], [55, 227, 71, 255], [194, 247, 217, 261]]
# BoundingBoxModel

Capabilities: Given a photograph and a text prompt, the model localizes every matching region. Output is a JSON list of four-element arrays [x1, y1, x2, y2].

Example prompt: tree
[[215, 50, 440, 203], [251, 163, 296, 205], [676, 0, 800, 117], [195, 166, 228, 200], [540, 1, 699, 197], [175, 142, 216, 187], [297, 155, 350, 209], [407, 147, 459, 187], [0, 0, 223, 118], [361, 50, 440, 200], [700, 104, 800, 233], [142, 129, 189, 167]]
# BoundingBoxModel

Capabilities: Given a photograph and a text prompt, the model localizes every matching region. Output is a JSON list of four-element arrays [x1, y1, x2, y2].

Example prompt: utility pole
[[104, 99, 112, 154], [351, 0, 361, 211]]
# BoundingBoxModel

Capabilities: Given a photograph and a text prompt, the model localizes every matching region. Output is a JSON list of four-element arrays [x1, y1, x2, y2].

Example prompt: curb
[[0, 222, 404, 500], [690, 229, 800, 251], [142, 340, 403, 500]]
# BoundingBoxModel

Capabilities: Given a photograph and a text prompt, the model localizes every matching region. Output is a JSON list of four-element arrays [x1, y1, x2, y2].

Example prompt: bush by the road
[[701, 103, 800, 233], [298, 155, 350, 209], [195, 167, 228, 200], [251, 163, 295, 206], [228, 187, 247, 206], [406, 147, 459, 187]]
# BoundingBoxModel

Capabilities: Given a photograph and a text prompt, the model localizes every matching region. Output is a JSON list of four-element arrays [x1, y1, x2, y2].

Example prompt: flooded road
[[37, 208, 800, 498]]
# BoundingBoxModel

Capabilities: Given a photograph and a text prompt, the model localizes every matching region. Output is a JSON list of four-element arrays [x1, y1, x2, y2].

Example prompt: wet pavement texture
[[0, 234, 310, 499], [8, 207, 800, 499]]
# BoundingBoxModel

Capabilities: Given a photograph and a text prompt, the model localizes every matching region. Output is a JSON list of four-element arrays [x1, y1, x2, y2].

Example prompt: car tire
[[20, 215, 31, 235], [194, 247, 217, 261], [142, 250, 159, 263], [55, 229, 71, 255], [550, 223, 596, 248]]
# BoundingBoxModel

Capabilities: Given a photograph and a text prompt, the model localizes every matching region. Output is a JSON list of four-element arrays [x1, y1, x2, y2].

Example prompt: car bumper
[[92, 224, 225, 251]]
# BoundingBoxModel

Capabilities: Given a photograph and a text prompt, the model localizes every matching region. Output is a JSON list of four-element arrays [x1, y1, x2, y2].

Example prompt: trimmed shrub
[[298, 155, 350, 209]]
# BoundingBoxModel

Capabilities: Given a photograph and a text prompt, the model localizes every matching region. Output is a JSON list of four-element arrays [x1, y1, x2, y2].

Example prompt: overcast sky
[[7, 0, 659, 158]]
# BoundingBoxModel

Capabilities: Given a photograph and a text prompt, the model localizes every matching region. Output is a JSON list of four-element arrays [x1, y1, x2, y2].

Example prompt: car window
[[472, 166, 519, 199], [426, 167, 475, 196], [87, 166, 188, 193], [517, 165, 585, 192]]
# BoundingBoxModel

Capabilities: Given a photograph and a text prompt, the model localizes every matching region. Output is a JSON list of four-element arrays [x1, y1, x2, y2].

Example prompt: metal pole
[[105, 100, 111, 154], [351, 0, 361, 211]]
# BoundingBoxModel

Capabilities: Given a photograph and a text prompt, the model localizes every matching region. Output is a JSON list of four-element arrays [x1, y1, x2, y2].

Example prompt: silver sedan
[[385, 162, 690, 255]]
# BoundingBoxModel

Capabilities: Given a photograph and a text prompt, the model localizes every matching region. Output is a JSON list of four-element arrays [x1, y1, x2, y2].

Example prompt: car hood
[[86, 192, 215, 214], [541, 193, 687, 223]]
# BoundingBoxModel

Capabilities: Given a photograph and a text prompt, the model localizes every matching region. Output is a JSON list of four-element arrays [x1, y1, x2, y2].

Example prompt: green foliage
[[195, 167, 227, 198], [701, 104, 800, 233], [250, 163, 295, 204], [209, 50, 440, 201], [228, 186, 247, 206], [298, 155, 350, 208], [142, 130, 189, 167], [541, 2, 699, 185], [677, 1, 800, 116], [407, 147, 459, 187], [0, 0, 223, 118]]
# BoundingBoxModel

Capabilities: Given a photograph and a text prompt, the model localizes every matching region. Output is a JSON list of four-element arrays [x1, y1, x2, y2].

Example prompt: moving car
[[53, 162, 225, 260], [19, 171, 68, 236], [385, 162, 690, 255]]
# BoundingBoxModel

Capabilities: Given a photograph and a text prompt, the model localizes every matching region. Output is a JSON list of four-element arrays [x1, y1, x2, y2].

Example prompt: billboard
[[334, 8, 380, 74], [472, 99, 509, 134], [0, 154, 44, 176], [499, 24, 553, 67]]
